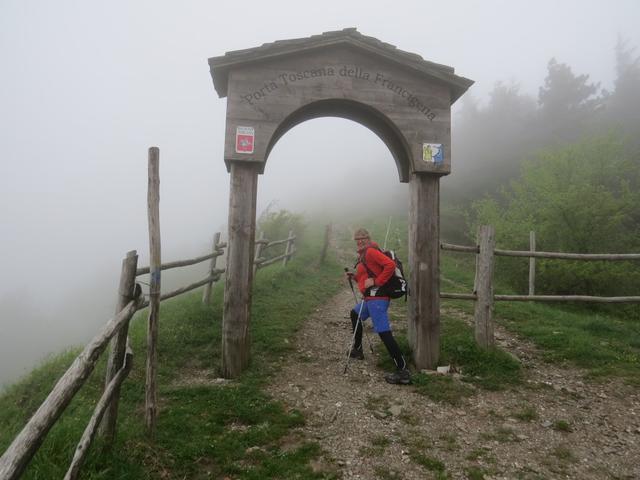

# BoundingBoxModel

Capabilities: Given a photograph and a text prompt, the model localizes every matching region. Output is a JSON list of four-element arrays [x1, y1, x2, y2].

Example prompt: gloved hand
[[344, 267, 355, 280]]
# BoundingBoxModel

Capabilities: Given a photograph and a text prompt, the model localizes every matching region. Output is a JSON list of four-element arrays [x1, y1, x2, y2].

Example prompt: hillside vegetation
[[1, 218, 639, 478], [0, 225, 343, 479]]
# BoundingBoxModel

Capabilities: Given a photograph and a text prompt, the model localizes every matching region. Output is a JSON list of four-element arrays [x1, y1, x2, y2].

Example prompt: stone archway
[[208, 28, 473, 377]]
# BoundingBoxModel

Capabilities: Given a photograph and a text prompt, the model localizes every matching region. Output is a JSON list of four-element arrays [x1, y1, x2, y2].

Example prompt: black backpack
[[359, 247, 408, 300]]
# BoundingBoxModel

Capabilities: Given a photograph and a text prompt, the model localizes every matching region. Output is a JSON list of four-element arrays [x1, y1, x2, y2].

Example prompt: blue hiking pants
[[351, 299, 391, 333]]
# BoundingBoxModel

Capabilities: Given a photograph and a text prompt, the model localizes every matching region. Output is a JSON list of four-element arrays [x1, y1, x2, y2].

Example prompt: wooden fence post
[[529, 230, 536, 296], [319, 224, 331, 264], [202, 232, 221, 304], [99, 250, 138, 444], [283, 229, 294, 267], [145, 146, 161, 438], [253, 231, 265, 276], [474, 225, 495, 348]]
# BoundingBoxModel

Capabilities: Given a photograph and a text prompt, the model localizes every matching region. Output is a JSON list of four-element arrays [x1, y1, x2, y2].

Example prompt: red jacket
[[354, 242, 396, 299]]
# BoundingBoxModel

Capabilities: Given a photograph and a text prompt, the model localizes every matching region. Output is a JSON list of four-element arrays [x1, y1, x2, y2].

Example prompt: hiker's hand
[[364, 278, 375, 288]]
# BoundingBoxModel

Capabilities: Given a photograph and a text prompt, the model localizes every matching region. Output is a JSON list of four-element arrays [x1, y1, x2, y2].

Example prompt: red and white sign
[[235, 126, 255, 154]]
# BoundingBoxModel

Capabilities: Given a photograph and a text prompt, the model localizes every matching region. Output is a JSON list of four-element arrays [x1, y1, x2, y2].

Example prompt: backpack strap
[[357, 246, 378, 278]]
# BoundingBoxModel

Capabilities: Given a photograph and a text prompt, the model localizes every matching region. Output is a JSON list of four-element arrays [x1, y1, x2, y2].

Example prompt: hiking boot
[[349, 347, 364, 360], [384, 369, 412, 385]]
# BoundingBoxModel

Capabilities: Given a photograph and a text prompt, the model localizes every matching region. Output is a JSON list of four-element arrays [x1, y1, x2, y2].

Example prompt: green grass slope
[[438, 250, 640, 384], [0, 226, 343, 479]]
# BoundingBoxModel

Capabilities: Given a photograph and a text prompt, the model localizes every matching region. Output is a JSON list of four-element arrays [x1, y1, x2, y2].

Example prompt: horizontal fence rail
[[494, 249, 640, 261], [440, 292, 478, 300], [136, 245, 227, 276], [441, 243, 479, 254], [494, 294, 640, 303], [253, 231, 296, 275], [439, 226, 640, 348], [264, 236, 296, 248], [138, 270, 225, 309]]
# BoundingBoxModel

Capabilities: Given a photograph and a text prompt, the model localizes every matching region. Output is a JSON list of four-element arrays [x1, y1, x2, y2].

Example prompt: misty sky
[[1, 0, 639, 387]]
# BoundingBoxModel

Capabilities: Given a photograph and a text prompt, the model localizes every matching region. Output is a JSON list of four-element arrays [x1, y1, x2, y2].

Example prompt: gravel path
[[265, 286, 640, 479]]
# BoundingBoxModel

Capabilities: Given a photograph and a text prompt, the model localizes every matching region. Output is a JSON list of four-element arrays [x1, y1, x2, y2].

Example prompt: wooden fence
[[252, 230, 297, 276], [440, 225, 640, 348], [0, 148, 297, 480]]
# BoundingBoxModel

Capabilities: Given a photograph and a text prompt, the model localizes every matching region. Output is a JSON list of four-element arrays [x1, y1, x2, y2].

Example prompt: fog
[[2, 0, 639, 388]]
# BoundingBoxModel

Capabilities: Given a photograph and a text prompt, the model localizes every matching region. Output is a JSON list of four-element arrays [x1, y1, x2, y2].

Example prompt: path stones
[[389, 405, 403, 416], [265, 283, 640, 479]]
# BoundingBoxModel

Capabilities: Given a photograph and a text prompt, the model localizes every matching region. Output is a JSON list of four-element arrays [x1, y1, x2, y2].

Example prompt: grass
[[405, 309, 523, 404], [551, 445, 577, 462], [411, 374, 474, 405], [511, 405, 539, 422], [480, 426, 517, 443], [373, 465, 401, 480], [553, 420, 572, 432], [437, 433, 458, 452], [360, 435, 391, 457], [371, 435, 391, 448], [409, 452, 448, 478], [439, 249, 640, 385], [465, 448, 491, 461], [0, 224, 343, 479], [398, 410, 419, 426], [496, 301, 640, 383], [364, 394, 392, 419], [464, 466, 491, 480]]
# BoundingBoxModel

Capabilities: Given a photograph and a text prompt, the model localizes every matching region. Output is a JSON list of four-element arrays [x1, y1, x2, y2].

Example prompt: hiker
[[346, 228, 411, 385]]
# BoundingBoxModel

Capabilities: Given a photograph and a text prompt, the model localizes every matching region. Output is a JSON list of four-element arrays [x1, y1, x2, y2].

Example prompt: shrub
[[257, 206, 307, 260], [470, 132, 640, 297]]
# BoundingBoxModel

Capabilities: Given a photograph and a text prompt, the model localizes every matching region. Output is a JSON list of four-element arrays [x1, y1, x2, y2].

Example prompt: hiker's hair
[[353, 228, 370, 240]]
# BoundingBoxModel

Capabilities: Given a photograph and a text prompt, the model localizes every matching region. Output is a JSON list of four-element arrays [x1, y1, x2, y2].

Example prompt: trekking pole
[[383, 215, 392, 250], [343, 299, 366, 374], [344, 268, 374, 354]]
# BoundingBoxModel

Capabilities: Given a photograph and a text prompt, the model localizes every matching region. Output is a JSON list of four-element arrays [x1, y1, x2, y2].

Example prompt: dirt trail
[[266, 279, 640, 479]]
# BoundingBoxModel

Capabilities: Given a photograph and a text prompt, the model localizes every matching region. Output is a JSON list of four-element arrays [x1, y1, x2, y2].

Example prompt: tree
[[604, 37, 640, 133], [538, 58, 602, 142], [470, 133, 640, 296], [449, 81, 537, 201]]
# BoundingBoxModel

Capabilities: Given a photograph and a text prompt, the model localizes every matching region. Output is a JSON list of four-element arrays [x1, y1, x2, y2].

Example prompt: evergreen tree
[[538, 58, 602, 142], [605, 37, 640, 133]]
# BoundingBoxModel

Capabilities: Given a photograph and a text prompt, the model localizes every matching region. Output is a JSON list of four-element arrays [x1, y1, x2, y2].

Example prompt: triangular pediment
[[208, 28, 473, 103]]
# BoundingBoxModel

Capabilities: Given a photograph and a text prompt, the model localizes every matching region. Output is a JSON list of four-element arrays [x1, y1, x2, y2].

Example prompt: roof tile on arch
[[208, 27, 473, 103]]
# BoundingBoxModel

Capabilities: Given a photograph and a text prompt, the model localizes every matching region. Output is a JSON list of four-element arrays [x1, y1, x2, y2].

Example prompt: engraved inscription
[[241, 65, 437, 121]]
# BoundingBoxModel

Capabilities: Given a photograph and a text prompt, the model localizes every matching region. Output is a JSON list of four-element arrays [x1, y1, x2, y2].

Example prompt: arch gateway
[[208, 28, 473, 378]]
